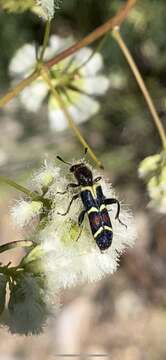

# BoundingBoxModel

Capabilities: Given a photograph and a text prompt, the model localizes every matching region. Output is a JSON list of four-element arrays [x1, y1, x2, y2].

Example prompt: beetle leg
[[56, 183, 79, 195], [76, 226, 84, 242], [75, 210, 87, 241], [58, 194, 79, 216], [78, 209, 86, 226], [104, 198, 127, 228]]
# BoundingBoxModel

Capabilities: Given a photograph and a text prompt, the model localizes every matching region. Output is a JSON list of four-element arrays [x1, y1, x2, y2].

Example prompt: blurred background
[[0, 0, 166, 359]]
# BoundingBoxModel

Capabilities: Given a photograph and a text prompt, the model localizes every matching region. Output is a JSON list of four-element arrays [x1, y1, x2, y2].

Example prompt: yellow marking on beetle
[[100, 204, 106, 211], [104, 225, 113, 232], [81, 185, 98, 198], [93, 227, 103, 238], [87, 207, 98, 214], [94, 225, 113, 238]]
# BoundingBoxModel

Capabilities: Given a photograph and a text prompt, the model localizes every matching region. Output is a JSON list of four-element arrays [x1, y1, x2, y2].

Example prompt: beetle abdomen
[[81, 185, 113, 251], [95, 229, 113, 251]]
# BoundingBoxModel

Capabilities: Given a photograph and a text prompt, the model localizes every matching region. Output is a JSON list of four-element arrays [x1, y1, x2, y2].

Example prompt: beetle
[[56, 155, 126, 251]]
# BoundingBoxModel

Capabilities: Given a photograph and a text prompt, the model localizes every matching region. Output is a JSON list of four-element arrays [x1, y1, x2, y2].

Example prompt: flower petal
[[9, 44, 36, 77], [49, 108, 68, 131], [82, 52, 103, 75], [69, 94, 100, 123], [49, 35, 74, 55], [20, 81, 48, 112], [48, 92, 100, 131], [41, 35, 74, 64], [71, 48, 103, 76], [82, 76, 110, 95], [74, 47, 93, 63]]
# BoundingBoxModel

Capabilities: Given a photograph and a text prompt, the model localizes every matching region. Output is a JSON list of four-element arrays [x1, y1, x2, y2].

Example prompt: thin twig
[[41, 67, 104, 168], [112, 26, 166, 149]]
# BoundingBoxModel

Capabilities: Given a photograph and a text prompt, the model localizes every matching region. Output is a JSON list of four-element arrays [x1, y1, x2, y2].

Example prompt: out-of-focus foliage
[[0, 0, 35, 13]]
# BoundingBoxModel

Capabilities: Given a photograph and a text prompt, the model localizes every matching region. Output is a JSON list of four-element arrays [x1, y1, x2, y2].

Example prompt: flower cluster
[[9, 35, 109, 131], [0, 159, 136, 334], [138, 151, 166, 213]]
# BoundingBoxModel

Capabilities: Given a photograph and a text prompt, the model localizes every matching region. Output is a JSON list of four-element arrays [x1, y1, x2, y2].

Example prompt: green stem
[[39, 20, 51, 62], [0, 175, 36, 197], [0, 240, 34, 254]]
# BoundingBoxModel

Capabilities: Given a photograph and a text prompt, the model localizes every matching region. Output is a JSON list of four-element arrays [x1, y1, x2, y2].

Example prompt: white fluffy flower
[[9, 160, 136, 296], [138, 151, 166, 213], [37, 162, 137, 289], [11, 200, 43, 227], [31, 160, 61, 193], [9, 35, 109, 130], [7, 274, 59, 335]]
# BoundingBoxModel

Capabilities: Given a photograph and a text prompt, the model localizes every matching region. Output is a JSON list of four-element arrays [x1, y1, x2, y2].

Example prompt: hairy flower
[[11, 200, 43, 227], [9, 160, 136, 326], [9, 35, 109, 131], [138, 151, 166, 213], [28, 161, 136, 289], [31, 160, 61, 193]]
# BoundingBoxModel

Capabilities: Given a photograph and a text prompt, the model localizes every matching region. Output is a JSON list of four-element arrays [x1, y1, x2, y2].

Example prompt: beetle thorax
[[70, 163, 93, 185]]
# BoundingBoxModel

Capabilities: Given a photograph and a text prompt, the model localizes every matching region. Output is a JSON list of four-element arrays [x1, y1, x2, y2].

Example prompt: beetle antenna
[[57, 156, 72, 166]]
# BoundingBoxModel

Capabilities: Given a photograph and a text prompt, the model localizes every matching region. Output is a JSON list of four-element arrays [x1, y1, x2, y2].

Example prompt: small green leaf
[[0, 274, 8, 315]]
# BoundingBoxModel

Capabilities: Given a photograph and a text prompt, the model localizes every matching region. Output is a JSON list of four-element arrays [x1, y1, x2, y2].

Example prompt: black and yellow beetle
[[57, 155, 126, 251]]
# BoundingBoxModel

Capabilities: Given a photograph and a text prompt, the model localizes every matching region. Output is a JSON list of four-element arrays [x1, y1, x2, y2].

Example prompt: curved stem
[[0, 0, 136, 109], [0, 240, 34, 254], [112, 27, 166, 149], [41, 67, 104, 168]]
